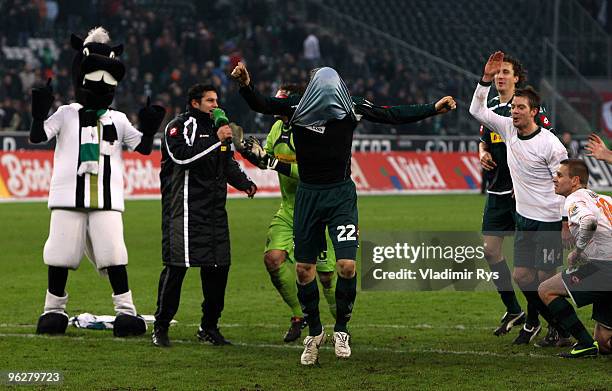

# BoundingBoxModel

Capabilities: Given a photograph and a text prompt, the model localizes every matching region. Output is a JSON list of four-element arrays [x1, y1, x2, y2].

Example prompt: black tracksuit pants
[[154, 264, 230, 330]]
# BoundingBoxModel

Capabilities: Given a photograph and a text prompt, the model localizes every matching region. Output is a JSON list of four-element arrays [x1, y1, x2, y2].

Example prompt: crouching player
[[538, 159, 612, 357]]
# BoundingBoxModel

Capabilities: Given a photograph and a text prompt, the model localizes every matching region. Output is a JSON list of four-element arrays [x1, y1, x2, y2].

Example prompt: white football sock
[[112, 290, 137, 316], [43, 290, 68, 315]]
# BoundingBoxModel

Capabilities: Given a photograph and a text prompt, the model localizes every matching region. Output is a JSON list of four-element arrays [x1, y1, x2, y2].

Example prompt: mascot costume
[[29, 27, 165, 337]]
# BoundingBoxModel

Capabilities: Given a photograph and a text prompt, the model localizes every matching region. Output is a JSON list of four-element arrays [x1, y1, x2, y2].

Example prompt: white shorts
[[43, 209, 128, 270]]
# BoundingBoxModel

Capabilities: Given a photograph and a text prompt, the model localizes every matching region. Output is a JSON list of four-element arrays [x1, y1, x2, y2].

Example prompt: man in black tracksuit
[[152, 84, 257, 347]]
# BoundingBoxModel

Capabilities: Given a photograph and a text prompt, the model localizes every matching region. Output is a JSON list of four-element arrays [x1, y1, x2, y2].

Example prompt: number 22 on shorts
[[337, 224, 358, 242]]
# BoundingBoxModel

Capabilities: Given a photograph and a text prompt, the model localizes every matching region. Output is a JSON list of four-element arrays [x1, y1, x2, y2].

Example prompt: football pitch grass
[[0, 195, 610, 390]]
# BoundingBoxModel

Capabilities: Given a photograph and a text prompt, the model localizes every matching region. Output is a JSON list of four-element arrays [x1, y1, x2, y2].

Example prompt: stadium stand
[[0, 0, 609, 135]]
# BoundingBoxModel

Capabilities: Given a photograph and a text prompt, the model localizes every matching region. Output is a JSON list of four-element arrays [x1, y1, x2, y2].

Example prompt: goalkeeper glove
[[241, 136, 269, 169], [240, 136, 289, 174]]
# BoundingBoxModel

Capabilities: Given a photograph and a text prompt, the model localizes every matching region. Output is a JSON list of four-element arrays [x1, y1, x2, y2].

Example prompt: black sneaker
[[534, 325, 573, 348], [197, 327, 232, 345], [284, 316, 306, 343], [512, 324, 542, 345], [493, 311, 526, 336], [559, 342, 599, 358], [151, 326, 170, 347]]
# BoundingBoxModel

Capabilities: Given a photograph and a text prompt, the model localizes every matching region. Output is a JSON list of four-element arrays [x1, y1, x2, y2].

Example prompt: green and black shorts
[[294, 179, 359, 263], [513, 213, 563, 271], [482, 192, 516, 236], [561, 260, 612, 328]]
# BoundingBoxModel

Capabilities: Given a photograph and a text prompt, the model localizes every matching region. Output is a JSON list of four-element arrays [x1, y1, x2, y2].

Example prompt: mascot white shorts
[[43, 209, 128, 270]]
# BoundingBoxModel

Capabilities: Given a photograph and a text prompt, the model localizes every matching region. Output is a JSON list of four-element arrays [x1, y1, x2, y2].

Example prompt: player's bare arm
[[561, 221, 573, 250], [586, 134, 612, 164], [469, 52, 512, 138], [482, 51, 504, 83], [479, 142, 496, 171], [230, 62, 251, 87]]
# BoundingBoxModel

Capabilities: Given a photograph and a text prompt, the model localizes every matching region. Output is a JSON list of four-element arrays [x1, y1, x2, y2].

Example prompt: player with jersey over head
[[240, 85, 338, 343], [231, 62, 456, 365], [538, 159, 612, 358]]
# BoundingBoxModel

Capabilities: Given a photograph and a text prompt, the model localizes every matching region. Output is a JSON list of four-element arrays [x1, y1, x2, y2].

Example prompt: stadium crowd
[[0, 0, 449, 134]]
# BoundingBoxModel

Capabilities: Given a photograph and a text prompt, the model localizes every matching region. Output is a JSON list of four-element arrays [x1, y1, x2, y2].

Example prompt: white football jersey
[[470, 83, 568, 222], [565, 188, 612, 261], [43, 103, 143, 212]]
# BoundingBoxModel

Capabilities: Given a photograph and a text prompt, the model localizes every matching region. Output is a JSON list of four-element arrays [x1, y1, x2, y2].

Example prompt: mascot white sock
[[112, 290, 137, 316], [43, 290, 69, 315]]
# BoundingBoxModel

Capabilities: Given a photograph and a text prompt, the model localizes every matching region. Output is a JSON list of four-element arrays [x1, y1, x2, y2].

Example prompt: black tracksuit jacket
[[160, 108, 253, 267]]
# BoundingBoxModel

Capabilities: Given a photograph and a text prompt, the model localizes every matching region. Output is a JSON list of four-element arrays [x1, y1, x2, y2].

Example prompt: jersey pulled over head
[[70, 27, 125, 110], [290, 67, 355, 130]]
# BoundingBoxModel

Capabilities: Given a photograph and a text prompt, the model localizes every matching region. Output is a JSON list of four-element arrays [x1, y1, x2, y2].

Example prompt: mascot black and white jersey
[[29, 27, 165, 337]]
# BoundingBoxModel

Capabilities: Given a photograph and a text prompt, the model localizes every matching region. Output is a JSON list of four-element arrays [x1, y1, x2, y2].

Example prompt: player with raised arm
[[231, 62, 456, 365], [538, 159, 612, 358], [476, 56, 566, 346], [470, 51, 572, 346], [478, 55, 529, 337]]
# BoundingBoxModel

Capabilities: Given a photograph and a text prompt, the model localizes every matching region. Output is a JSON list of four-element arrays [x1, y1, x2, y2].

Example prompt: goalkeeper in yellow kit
[[240, 85, 337, 342]]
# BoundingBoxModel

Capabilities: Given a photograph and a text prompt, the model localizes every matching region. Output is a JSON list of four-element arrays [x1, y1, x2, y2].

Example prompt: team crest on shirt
[[490, 132, 503, 143], [569, 274, 581, 285], [569, 203, 579, 217]]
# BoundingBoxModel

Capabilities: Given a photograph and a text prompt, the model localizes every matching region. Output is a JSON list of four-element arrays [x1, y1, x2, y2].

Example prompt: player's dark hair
[[187, 84, 217, 105], [560, 159, 589, 186], [309, 68, 321, 80], [503, 54, 527, 86], [514, 86, 541, 114], [279, 83, 305, 96]]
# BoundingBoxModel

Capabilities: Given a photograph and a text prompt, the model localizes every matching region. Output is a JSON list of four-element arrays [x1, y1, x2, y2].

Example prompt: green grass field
[[0, 195, 610, 390]]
